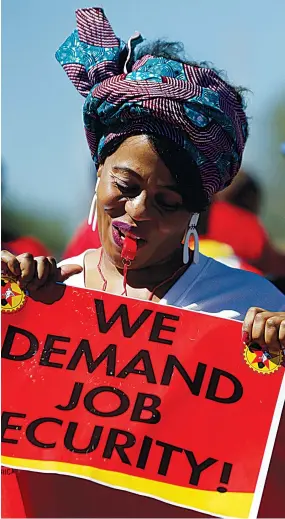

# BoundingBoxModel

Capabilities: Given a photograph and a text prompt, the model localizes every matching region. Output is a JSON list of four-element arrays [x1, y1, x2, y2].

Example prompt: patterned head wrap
[[56, 7, 248, 201]]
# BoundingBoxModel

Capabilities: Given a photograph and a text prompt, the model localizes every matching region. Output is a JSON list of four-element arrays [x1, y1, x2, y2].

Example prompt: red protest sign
[[1, 278, 284, 518]]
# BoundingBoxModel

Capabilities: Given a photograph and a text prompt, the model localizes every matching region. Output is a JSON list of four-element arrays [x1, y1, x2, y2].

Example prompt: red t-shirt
[[2, 236, 50, 258], [207, 201, 268, 263]]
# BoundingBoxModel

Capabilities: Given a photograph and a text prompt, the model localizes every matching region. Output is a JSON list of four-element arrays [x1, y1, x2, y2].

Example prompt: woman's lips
[[113, 221, 134, 234], [112, 226, 124, 248], [111, 222, 146, 249]]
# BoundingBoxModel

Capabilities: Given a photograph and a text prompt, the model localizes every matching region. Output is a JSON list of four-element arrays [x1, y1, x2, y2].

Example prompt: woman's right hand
[[1, 250, 82, 303]]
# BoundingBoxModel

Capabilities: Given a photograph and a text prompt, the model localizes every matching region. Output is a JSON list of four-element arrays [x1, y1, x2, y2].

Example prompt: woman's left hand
[[242, 308, 285, 351]]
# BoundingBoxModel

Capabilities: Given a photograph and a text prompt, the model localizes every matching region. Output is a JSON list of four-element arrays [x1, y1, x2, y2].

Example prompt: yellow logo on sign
[[244, 343, 283, 374], [1, 276, 26, 313]]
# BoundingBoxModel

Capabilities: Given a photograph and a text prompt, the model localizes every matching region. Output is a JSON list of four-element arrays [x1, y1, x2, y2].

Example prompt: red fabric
[[207, 201, 268, 263], [2, 237, 50, 257], [63, 220, 101, 259]]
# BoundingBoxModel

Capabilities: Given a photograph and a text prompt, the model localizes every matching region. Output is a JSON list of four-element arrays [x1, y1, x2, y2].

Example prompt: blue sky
[[2, 0, 285, 237]]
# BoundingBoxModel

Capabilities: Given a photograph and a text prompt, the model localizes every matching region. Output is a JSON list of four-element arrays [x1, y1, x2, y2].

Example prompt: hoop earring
[[88, 178, 100, 232], [183, 213, 200, 265]]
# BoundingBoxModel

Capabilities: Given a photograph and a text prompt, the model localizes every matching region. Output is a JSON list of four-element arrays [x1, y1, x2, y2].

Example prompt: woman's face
[[96, 135, 192, 269]]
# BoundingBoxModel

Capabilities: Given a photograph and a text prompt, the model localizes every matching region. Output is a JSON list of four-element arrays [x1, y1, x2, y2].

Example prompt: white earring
[[183, 213, 200, 265], [88, 178, 100, 232]]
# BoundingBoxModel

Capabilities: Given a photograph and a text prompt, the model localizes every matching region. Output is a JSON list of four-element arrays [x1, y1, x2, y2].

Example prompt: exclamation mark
[[216, 462, 233, 493]]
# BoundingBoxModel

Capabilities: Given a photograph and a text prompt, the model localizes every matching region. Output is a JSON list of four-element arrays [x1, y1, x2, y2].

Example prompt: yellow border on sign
[[2, 455, 253, 518]]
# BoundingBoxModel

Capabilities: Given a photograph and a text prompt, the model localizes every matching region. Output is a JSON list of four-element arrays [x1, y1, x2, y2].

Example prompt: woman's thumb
[[56, 264, 83, 282]]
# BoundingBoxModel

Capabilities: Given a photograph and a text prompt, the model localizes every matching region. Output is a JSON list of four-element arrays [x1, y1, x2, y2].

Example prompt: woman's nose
[[125, 191, 152, 221]]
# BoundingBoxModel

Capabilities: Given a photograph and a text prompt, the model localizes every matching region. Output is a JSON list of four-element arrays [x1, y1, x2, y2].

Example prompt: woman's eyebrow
[[112, 166, 141, 179]]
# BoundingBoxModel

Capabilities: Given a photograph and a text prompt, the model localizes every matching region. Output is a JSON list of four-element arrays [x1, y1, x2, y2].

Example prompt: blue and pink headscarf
[[56, 7, 248, 201]]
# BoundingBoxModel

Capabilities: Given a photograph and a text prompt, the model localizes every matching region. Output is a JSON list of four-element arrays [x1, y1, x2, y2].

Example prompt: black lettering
[[67, 342, 117, 375], [131, 393, 161, 424], [149, 313, 179, 345], [84, 386, 129, 417], [1, 412, 26, 444], [161, 356, 206, 396], [39, 334, 70, 368], [95, 299, 152, 338], [206, 368, 243, 404], [64, 422, 103, 454], [217, 462, 233, 492], [136, 436, 153, 469], [55, 382, 83, 411], [26, 417, 63, 448], [1, 325, 38, 361], [184, 450, 217, 485], [117, 350, 156, 383], [156, 440, 183, 476], [103, 428, 136, 465]]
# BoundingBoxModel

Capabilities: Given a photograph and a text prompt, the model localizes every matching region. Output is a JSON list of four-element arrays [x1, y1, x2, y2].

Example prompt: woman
[[1, 7, 285, 518]]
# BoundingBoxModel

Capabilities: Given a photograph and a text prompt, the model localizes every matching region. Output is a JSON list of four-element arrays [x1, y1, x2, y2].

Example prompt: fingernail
[[242, 331, 250, 344]]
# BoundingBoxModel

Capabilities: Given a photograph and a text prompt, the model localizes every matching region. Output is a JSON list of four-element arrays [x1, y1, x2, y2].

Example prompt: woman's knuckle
[[9, 257, 19, 267], [38, 256, 49, 265], [267, 318, 277, 327], [254, 312, 265, 322], [21, 252, 34, 261], [248, 306, 258, 315]]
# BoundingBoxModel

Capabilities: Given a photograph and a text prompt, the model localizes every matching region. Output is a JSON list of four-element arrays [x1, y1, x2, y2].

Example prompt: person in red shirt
[[63, 218, 100, 259], [2, 233, 50, 258], [198, 171, 285, 278]]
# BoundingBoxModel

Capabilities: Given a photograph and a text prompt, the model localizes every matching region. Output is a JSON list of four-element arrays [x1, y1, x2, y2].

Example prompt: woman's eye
[[161, 202, 181, 212], [156, 194, 182, 212], [113, 180, 139, 196]]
